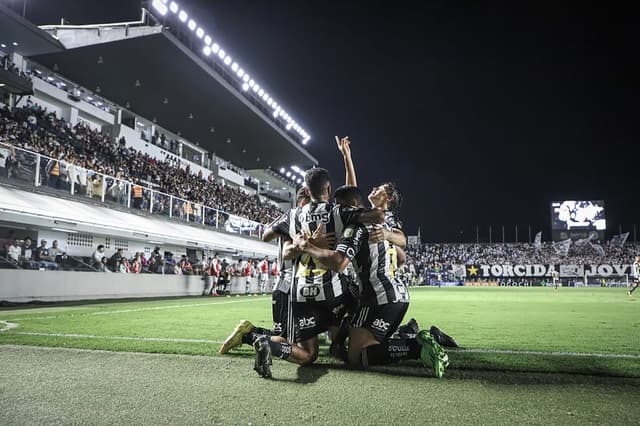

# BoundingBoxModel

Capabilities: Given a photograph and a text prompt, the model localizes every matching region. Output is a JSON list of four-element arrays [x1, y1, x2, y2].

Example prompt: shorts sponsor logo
[[388, 344, 410, 352], [300, 285, 320, 298], [372, 318, 390, 332], [298, 316, 317, 330]]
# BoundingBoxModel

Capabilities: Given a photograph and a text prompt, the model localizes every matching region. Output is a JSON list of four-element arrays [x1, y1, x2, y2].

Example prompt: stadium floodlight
[[152, 0, 168, 15], [286, 171, 292, 177], [249, 80, 256, 88], [204, 35, 211, 45], [279, 167, 285, 174], [218, 49, 225, 59], [267, 98, 273, 106], [169, 1, 178, 13], [188, 19, 196, 30], [242, 74, 250, 82], [231, 62, 239, 72], [237, 69, 244, 78], [302, 135, 310, 144], [203, 45, 211, 56], [273, 110, 279, 118], [178, 10, 188, 22], [224, 56, 232, 65], [12, 42, 18, 46], [0, 44, 5, 48], [196, 27, 204, 38], [258, 89, 264, 97], [242, 83, 249, 91], [286, 123, 293, 130], [211, 43, 220, 53], [262, 93, 269, 101], [272, 102, 277, 109]]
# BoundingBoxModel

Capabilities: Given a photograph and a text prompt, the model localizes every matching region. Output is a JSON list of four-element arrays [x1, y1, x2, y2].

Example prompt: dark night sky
[[14, 0, 639, 242]]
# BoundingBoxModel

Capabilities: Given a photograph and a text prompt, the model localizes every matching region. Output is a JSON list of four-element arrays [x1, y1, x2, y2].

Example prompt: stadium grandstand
[[0, 1, 317, 301]]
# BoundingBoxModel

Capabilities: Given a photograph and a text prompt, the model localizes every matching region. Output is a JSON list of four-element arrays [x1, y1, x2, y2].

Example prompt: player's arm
[[262, 212, 290, 242], [396, 246, 406, 266], [336, 135, 357, 187], [293, 234, 349, 272], [340, 205, 384, 225], [282, 239, 301, 260], [368, 226, 407, 249]]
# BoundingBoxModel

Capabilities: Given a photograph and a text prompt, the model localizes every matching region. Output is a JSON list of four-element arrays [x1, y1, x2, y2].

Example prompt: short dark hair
[[382, 182, 402, 211], [97, 244, 104, 250], [304, 167, 331, 200], [334, 185, 364, 207], [296, 186, 310, 205]]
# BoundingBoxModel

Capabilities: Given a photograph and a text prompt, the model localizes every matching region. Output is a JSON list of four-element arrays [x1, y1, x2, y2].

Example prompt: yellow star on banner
[[467, 265, 479, 276]]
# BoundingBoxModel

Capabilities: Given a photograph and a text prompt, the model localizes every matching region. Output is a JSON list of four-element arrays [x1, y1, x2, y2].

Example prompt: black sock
[[361, 339, 420, 368], [251, 326, 273, 336], [268, 340, 292, 360], [241, 331, 261, 345], [630, 285, 638, 294]]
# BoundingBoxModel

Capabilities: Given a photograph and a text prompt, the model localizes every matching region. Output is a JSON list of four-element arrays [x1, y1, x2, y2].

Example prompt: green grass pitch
[[1, 287, 639, 425]]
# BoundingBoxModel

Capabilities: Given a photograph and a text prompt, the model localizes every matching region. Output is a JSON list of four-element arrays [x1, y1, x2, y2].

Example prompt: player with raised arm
[[628, 255, 640, 297], [292, 185, 449, 378]]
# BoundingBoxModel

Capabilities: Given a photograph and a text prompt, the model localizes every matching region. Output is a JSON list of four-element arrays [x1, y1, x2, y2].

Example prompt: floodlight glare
[[258, 89, 264, 96], [188, 19, 196, 30], [286, 171, 292, 177], [169, 2, 178, 13], [272, 102, 277, 109], [262, 93, 269, 101], [302, 136, 310, 144], [267, 99, 273, 106], [218, 49, 225, 59], [178, 10, 188, 22], [231, 62, 239, 72], [243, 74, 250, 82], [286, 123, 293, 130], [204, 35, 211, 45], [249, 80, 255, 88], [237, 69, 244, 78], [152, 0, 168, 15], [273, 110, 279, 118], [242, 83, 249, 91], [211, 43, 220, 53], [196, 28, 204, 38], [280, 168, 285, 173], [203, 45, 211, 56], [224, 56, 232, 65]]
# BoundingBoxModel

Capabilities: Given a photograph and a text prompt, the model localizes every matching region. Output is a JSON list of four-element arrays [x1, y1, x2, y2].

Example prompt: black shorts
[[271, 289, 289, 338], [290, 299, 343, 343], [351, 302, 409, 342]]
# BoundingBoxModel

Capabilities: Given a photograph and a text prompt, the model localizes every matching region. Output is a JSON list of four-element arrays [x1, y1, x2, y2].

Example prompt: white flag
[[590, 243, 605, 257], [534, 231, 542, 251], [610, 232, 630, 248], [552, 239, 572, 256], [575, 233, 596, 248]]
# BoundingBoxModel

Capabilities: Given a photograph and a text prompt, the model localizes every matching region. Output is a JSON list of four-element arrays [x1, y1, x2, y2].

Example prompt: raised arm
[[336, 136, 357, 187]]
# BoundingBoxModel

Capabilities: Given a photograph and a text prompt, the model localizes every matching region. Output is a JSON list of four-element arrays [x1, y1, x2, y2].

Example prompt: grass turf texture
[[1, 287, 640, 424]]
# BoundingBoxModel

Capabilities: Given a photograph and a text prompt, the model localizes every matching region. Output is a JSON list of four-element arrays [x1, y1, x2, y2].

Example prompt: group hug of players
[[218, 137, 457, 378]]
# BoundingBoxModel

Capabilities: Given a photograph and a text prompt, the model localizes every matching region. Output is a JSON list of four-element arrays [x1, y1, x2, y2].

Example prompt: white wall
[[0, 271, 271, 302], [0, 270, 205, 302]]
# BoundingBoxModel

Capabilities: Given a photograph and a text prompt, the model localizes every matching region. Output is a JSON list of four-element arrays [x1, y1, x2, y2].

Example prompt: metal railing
[[0, 141, 267, 239]]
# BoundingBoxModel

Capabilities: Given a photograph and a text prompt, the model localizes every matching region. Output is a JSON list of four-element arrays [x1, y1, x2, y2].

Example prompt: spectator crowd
[[0, 102, 283, 225]]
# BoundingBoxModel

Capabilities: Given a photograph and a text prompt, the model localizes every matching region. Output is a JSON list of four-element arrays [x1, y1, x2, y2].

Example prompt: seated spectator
[[109, 248, 124, 272], [164, 252, 176, 274], [34, 239, 59, 270], [179, 255, 193, 275], [148, 247, 164, 273], [20, 237, 38, 269], [7, 238, 21, 263], [92, 244, 105, 268], [99, 256, 110, 272], [130, 253, 142, 274]]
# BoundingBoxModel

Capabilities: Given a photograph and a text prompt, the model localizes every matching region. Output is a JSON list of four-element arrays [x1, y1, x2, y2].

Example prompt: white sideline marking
[[14, 332, 222, 344], [450, 348, 640, 360], [5, 331, 640, 360], [4, 297, 268, 321], [0, 321, 19, 332]]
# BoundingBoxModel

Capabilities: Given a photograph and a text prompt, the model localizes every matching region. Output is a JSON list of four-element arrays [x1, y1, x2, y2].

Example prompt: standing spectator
[[257, 256, 269, 294], [218, 258, 230, 295], [132, 183, 144, 209], [241, 258, 253, 294], [109, 248, 124, 272], [149, 246, 164, 273], [179, 255, 193, 275], [45, 156, 61, 189], [207, 254, 221, 296]]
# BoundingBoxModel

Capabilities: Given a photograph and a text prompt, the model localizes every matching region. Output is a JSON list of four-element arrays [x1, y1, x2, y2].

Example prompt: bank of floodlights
[[151, 0, 311, 145]]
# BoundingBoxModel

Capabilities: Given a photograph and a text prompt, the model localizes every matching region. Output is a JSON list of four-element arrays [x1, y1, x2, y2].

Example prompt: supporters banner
[[534, 231, 542, 251], [465, 264, 633, 278]]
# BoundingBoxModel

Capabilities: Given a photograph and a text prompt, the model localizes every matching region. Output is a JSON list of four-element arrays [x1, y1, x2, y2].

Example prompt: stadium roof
[[28, 17, 318, 171], [0, 4, 64, 57]]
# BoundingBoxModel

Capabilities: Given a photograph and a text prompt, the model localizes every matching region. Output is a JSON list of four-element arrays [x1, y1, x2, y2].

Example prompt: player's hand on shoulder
[[311, 232, 336, 250]]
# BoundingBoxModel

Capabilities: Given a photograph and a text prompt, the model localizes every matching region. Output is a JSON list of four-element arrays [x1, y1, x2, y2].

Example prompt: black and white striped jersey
[[633, 260, 640, 280], [270, 201, 363, 303], [336, 222, 409, 306]]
